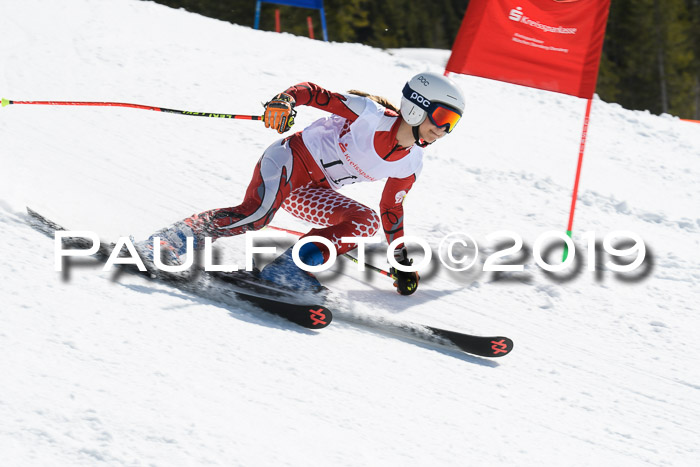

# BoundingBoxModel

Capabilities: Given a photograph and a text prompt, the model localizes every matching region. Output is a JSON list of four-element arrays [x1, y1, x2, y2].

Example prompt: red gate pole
[[563, 97, 593, 261], [307, 16, 315, 39]]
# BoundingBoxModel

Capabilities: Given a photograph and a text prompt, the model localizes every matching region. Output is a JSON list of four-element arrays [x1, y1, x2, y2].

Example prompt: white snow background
[[1, 0, 700, 465]]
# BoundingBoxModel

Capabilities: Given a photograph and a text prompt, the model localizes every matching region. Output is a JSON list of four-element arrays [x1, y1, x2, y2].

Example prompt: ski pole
[[1, 97, 263, 121], [339, 251, 397, 279], [266, 225, 397, 280]]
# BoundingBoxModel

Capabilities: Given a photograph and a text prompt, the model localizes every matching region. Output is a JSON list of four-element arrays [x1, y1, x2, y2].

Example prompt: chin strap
[[412, 125, 431, 148]]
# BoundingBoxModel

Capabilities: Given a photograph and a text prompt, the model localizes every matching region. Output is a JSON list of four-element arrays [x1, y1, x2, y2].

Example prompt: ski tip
[[488, 337, 514, 357], [306, 306, 332, 329], [426, 326, 514, 358], [1, 98, 10, 108]]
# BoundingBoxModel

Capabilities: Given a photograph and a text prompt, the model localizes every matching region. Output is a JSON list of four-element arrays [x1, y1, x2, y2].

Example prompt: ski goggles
[[402, 84, 462, 133]]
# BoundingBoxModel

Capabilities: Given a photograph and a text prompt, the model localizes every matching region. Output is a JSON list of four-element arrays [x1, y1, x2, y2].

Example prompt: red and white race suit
[[176, 82, 423, 258]]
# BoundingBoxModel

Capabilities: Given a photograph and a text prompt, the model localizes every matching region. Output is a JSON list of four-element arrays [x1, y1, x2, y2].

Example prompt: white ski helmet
[[400, 72, 465, 132]]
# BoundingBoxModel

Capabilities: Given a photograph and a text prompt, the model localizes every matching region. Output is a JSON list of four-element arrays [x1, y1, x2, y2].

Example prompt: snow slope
[[2, 1, 700, 465]]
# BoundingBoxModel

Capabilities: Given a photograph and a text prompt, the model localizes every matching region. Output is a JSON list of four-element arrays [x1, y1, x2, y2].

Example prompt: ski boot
[[134, 237, 183, 271], [134, 220, 198, 276], [258, 242, 325, 294]]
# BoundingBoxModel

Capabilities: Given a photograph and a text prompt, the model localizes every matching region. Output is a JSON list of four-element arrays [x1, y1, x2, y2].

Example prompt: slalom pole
[[266, 225, 397, 280], [1, 97, 263, 121], [563, 97, 593, 262]]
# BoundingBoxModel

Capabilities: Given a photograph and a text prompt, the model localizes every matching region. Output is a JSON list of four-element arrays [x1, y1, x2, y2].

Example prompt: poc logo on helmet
[[410, 92, 431, 108]]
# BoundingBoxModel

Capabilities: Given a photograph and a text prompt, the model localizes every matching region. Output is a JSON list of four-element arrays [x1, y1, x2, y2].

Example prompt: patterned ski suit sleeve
[[379, 175, 416, 249], [283, 82, 364, 122]]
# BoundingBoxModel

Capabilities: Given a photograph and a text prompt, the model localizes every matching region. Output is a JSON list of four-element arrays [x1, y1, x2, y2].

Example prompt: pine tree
[[599, 0, 696, 118], [654, 0, 695, 117], [687, 0, 700, 118], [325, 0, 369, 43], [597, 0, 628, 105]]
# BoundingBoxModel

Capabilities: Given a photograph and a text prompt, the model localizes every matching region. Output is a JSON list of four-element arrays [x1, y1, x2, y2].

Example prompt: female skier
[[139, 71, 465, 295]]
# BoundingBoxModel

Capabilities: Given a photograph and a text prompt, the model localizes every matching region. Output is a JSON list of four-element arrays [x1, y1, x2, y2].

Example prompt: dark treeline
[[146, 0, 700, 119]]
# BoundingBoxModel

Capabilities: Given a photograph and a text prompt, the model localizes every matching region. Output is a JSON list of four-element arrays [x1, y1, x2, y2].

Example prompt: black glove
[[263, 92, 296, 133], [390, 247, 419, 295]]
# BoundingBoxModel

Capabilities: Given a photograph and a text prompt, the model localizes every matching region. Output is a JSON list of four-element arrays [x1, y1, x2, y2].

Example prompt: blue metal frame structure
[[254, 0, 328, 42]]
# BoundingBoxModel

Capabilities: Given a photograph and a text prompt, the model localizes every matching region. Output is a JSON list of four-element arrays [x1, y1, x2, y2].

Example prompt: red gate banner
[[446, 0, 611, 98]]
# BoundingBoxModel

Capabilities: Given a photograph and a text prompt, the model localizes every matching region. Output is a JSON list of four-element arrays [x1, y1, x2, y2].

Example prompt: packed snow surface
[[2, 1, 700, 465]]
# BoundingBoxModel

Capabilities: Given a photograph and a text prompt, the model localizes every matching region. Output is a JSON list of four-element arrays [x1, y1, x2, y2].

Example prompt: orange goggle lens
[[429, 105, 462, 133]]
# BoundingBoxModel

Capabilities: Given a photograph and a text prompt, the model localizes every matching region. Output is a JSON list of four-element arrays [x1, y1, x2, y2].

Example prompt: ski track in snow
[[2, 1, 700, 466]]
